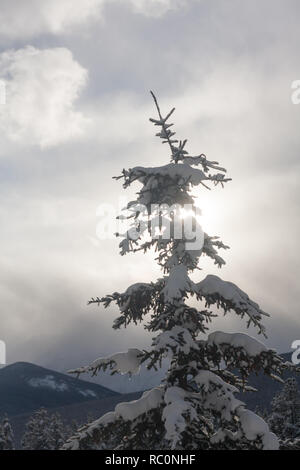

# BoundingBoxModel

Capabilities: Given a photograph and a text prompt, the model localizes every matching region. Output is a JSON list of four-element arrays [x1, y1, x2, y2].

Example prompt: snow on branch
[[183, 154, 226, 173], [114, 386, 164, 421], [117, 164, 231, 198], [194, 274, 269, 334], [88, 280, 164, 328], [200, 331, 290, 384], [236, 408, 279, 449], [122, 163, 207, 188], [161, 264, 193, 303], [205, 331, 288, 383], [162, 386, 197, 449], [210, 409, 279, 450], [194, 369, 279, 449], [195, 369, 239, 395], [153, 326, 197, 357], [68, 348, 143, 378], [195, 370, 244, 424], [207, 331, 267, 357], [63, 386, 165, 450]]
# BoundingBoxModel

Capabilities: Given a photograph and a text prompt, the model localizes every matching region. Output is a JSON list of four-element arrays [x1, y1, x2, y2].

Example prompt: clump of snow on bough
[[153, 326, 196, 356], [207, 331, 267, 357], [69, 348, 143, 377], [194, 275, 269, 334], [162, 386, 197, 449], [63, 386, 165, 450], [195, 369, 279, 450], [162, 265, 193, 303]]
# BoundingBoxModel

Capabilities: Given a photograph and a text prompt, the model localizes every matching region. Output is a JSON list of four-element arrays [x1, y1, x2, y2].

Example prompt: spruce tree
[[1, 416, 14, 450], [22, 408, 67, 450], [65, 93, 290, 450], [22, 408, 52, 450], [48, 413, 68, 450], [269, 378, 300, 441], [0, 421, 4, 450]]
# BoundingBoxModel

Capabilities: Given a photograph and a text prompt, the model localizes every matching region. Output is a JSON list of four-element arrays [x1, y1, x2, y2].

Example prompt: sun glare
[[193, 188, 220, 233]]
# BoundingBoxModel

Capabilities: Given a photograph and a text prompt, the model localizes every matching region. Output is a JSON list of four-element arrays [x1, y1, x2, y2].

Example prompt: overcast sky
[[0, 0, 299, 381]]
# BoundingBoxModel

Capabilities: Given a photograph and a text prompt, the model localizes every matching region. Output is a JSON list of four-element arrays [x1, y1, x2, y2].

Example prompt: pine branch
[[150, 90, 185, 163]]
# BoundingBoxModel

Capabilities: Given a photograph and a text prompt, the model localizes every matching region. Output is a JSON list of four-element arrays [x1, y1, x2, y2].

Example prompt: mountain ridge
[[0, 361, 119, 417], [0, 352, 295, 419]]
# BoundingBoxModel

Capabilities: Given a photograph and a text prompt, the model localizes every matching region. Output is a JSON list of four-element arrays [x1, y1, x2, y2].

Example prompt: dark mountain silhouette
[[0, 361, 119, 417]]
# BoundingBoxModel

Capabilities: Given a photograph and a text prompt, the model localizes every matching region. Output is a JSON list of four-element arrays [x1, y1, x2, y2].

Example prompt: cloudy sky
[[0, 0, 299, 385]]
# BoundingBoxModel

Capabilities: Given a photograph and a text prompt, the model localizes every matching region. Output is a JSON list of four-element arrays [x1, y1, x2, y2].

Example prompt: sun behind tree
[[65, 92, 291, 450]]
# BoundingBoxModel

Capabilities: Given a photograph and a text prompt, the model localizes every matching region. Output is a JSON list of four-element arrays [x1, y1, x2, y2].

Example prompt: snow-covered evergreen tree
[[48, 413, 68, 450], [268, 378, 300, 441], [0, 422, 4, 450], [22, 408, 68, 450], [1, 417, 14, 450], [64, 92, 291, 450], [22, 408, 53, 450]]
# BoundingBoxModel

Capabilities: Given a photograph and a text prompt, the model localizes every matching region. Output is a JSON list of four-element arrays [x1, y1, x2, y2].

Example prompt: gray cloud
[[0, 0, 299, 383], [0, 46, 89, 147], [0, 0, 189, 41]]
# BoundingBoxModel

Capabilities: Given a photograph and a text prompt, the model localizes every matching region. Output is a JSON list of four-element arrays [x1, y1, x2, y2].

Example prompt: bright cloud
[[0, 0, 103, 39], [128, 0, 188, 17], [0, 46, 88, 147], [0, 0, 188, 40]]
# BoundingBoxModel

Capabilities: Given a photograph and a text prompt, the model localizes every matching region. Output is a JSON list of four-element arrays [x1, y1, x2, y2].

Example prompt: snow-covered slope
[[0, 362, 119, 416]]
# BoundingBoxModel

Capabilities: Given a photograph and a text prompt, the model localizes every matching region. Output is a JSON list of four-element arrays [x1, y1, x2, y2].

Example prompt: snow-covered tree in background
[[22, 408, 51, 450], [0, 428, 4, 450], [0, 416, 14, 450], [65, 92, 292, 450], [268, 378, 300, 442], [48, 413, 68, 450], [22, 408, 68, 450]]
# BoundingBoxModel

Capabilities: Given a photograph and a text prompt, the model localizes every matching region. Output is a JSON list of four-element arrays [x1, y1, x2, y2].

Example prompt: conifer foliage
[[269, 378, 300, 441], [0, 416, 14, 450], [65, 93, 290, 450], [22, 408, 67, 450]]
